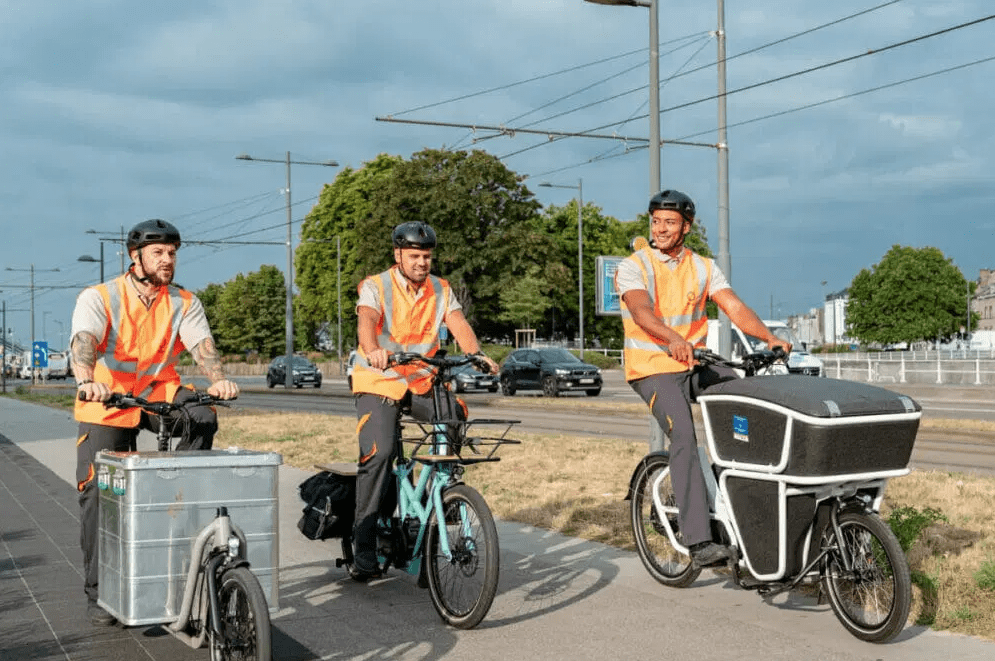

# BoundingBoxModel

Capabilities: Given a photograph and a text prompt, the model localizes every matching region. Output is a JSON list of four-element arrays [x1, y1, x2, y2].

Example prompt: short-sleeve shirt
[[71, 276, 213, 352], [616, 248, 730, 299], [356, 268, 462, 318]]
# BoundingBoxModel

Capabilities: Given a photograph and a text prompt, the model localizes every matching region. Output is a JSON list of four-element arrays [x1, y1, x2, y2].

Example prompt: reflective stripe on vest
[[74, 275, 192, 427], [620, 248, 712, 381], [352, 267, 449, 399]]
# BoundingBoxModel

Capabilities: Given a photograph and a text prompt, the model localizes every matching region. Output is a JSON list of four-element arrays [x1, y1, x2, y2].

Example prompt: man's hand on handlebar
[[366, 347, 390, 370], [77, 381, 113, 403], [767, 338, 792, 357], [471, 352, 499, 375], [207, 378, 239, 400], [667, 338, 697, 366]]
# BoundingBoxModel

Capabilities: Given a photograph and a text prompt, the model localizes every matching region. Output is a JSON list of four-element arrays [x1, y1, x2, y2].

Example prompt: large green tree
[[357, 148, 545, 339], [296, 154, 402, 353], [200, 265, 287, 357], [846, 245, 972, 345]]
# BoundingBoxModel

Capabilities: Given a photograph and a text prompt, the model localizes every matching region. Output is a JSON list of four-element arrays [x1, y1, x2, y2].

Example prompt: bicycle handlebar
[[691, 346, 788, 377], [389, 350, 492, 374], [77, 390, 233, 413]]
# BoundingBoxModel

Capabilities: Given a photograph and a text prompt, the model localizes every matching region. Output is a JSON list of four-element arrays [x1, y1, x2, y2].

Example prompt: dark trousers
[[76, 388, 218, 603], [352, 390, 465, 573], [629, 364, 737, 547]]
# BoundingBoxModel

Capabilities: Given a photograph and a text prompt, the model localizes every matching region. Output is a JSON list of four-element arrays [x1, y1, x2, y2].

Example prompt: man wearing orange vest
[[71, 219, 239, 625], [617, 190, 791, 569], [349, 221, 498, 582]]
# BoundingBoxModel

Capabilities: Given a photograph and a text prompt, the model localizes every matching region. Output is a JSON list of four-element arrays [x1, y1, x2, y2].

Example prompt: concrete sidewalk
[[2, 396, 993, 661]]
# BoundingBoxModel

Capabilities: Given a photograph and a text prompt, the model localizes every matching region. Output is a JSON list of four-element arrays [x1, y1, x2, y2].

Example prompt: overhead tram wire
[[501, 36, 715, 162], [582, 12, 995, 135], [492, 0, 912, 145], [526, 52, 995, 181], [386, 30, 712, 119]]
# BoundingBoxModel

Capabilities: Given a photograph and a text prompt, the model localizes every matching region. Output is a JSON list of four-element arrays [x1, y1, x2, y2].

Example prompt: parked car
[[499, 347, 602, 397], [46, 351, 70, 380], [267, 355, 322, 388], [448, 362, 499, 393]]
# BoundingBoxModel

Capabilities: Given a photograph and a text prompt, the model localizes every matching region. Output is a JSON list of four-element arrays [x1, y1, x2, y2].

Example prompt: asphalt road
[[11, 370, 995, 476]]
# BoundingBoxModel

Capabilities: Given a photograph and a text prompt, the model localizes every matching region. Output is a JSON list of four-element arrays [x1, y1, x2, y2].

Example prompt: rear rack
[[401, 418, 521, 465]]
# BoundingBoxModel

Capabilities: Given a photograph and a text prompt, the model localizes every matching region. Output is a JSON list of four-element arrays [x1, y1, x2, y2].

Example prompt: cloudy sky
[[2, 0, 992, 350]]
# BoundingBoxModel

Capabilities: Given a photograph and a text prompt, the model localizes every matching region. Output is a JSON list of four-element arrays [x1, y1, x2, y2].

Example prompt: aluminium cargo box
[[699, 376, 920, 477], [96, 448, 282, 625]]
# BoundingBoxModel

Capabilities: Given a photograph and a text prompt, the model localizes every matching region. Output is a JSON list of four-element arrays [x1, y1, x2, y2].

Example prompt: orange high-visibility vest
[[74, 275, 193, 427], [620, 247, 713, 381], [352, 267, 450, 399]]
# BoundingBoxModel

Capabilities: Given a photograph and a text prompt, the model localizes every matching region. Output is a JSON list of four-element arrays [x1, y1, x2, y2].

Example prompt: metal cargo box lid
[[96, 447, 283, 469], [700, 375, 920, 418]]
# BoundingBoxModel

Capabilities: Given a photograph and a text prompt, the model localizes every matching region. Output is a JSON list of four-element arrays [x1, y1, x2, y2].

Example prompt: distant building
[[974, 268, 995, 332], [823, 290, 850, 346]]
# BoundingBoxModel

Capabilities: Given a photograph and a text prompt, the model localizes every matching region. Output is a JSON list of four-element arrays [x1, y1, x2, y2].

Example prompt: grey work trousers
[[76, 388, 218, 603], [352, 390, 465, 573], [629, 364, 737, 546]]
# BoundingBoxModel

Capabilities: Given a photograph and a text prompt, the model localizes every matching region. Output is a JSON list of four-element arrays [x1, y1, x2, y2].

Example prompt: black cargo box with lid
[[699, 376, 920, 477]]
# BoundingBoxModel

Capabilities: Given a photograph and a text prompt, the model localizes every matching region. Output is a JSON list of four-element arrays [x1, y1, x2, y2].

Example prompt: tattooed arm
[[72, 332, 111, 402], [190, 337, 239, 400]]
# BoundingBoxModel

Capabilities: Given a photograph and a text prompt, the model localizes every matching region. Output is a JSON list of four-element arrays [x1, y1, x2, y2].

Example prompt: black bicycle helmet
[[392, 221, 437, 249], [648, 190, 696, 223], [126, 219, 182, 251]]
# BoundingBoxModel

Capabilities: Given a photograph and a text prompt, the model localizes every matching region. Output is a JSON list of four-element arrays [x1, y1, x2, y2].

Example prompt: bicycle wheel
[[424, 484, 500, 629], [821, 511, 911, 643], [630, 455, 700, 587], [210, 566, 273, 661]]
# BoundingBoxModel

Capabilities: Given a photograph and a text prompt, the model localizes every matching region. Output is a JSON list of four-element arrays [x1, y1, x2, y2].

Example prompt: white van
[[763, 320, 824, 377], [705, 319, 788, 375]]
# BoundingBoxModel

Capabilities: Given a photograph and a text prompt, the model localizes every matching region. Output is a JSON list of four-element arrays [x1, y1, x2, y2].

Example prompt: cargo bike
[[305, 350, 520, 629], [628, 348, 917, 643], [91, 392, 279, 660]]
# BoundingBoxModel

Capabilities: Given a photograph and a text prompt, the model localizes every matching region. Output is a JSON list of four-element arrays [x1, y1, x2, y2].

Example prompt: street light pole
[[5, 264, 60, 384], [539, 179, 584, 357], [235, 152, 339, 388]]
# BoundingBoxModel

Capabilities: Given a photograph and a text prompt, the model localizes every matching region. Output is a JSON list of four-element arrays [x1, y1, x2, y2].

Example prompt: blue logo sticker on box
[[733, 414, 749, 442]]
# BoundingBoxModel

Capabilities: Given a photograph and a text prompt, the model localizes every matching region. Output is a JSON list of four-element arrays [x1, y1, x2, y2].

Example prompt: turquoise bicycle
[[315, 350, 520, 629]]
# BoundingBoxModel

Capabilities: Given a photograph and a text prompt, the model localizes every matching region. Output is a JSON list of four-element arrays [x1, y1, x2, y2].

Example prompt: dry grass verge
[[218, 408, 995, 641]]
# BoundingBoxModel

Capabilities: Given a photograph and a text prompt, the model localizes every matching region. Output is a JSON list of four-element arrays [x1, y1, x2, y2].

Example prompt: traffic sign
[[596, 256, 624, 316], [33, 341, 49, 368]]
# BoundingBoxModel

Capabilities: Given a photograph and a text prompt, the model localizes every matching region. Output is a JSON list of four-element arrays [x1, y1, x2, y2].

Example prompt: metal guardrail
[[820, 350, 995, 385]]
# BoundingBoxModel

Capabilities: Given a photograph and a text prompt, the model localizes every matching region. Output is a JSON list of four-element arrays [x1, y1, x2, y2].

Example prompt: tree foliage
[[296, 154, 402, 353], [498, 266, 552, 330], [846, 245, 971, 345], [198, 265, 287, 357]]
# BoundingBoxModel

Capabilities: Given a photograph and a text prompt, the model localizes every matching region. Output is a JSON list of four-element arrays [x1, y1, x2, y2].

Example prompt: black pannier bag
[[297, 471, 356, 540]]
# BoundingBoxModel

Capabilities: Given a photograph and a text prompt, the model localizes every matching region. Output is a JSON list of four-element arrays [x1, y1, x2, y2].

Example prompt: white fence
[[821, 350, 995, 385]]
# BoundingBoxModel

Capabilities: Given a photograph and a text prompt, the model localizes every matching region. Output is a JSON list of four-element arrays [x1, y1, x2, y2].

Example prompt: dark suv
[[267, 355, 322, 388], [499, 347, 602, 397]]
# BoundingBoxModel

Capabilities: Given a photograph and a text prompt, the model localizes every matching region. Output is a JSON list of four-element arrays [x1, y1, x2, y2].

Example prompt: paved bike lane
[[2, 395, 994, 661]]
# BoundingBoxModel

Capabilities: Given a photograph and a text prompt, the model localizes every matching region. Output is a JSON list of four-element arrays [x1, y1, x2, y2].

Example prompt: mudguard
[[624, 451, 670, 501]]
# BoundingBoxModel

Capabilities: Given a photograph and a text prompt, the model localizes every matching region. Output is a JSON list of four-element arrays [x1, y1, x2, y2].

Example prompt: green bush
[[974, 560, 995, 591], [888, 505, 949, 553]]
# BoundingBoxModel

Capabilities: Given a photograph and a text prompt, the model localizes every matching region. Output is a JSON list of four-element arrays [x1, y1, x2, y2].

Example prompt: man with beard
[[71, 219, 238, 625], [348, 221, 498, 581]]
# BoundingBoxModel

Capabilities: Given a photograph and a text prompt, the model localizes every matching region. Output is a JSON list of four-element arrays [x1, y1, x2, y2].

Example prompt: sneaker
[[347, 563, 383, 583], [690, 542, 731, 569], [87, 601, 116, 626]]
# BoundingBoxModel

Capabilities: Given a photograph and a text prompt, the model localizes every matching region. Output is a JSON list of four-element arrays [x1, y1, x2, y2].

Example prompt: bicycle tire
[[210, 566, 273, 661], [424, 484, 499, 629], [630, 455, 700, 587], [821, 511, 911, 643]]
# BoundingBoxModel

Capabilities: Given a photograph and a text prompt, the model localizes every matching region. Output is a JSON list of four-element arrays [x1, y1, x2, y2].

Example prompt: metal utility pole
[[5, 264, 60, 384], [235, 152, 338, 388], [716, 0, 732, 360]]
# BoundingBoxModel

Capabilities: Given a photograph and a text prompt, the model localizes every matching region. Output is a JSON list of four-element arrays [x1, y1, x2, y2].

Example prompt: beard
[[145, 269, 174, 287]]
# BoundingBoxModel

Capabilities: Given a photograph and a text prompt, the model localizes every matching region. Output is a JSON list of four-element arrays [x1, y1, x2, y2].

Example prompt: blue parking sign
[[33, 341, 49, 368]]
